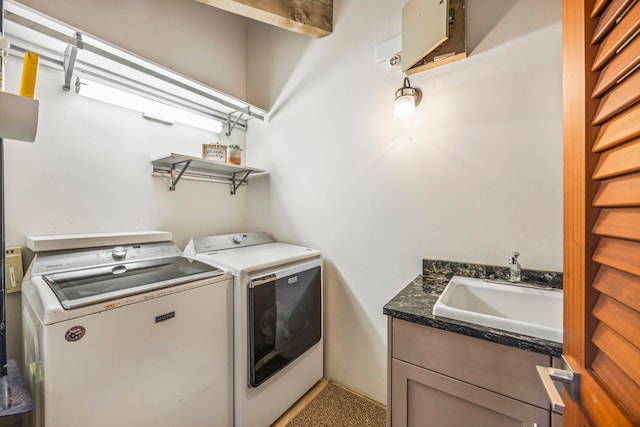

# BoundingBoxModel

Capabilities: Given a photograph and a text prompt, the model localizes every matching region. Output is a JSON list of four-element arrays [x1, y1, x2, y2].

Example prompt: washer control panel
[[31, 242, 182, 276], [112, 246, 128, 259]]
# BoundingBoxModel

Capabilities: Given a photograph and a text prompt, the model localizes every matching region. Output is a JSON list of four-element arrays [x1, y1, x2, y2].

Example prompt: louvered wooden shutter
[[565, 0, 640, 424]]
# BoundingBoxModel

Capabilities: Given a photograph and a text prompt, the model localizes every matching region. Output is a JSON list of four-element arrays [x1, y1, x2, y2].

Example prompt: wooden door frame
[[563, 0, 599, 423]]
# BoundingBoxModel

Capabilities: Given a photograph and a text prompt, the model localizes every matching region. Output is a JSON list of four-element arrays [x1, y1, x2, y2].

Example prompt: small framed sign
[[202, 143, 227, 163]]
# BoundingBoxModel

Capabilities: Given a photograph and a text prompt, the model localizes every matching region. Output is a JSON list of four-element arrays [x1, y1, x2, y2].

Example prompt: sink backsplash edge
[[422, 259, 563, 289]]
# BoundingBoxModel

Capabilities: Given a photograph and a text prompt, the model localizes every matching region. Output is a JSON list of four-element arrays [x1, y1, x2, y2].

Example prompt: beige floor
[[271, 378, 331, 426], [270, 378, 386, 426]]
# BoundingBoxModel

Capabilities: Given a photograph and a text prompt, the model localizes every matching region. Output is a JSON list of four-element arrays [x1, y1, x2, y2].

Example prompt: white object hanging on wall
[[374, 35, 402, 73], [0, 91, 38, 142]]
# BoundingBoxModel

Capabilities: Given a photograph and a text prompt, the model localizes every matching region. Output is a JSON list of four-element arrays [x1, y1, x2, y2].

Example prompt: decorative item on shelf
[[227, 145, 243, 165], [202, 143, 227, 163]]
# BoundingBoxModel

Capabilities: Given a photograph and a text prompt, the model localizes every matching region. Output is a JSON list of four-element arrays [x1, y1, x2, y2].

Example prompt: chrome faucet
[[508, 252, 521, 283]]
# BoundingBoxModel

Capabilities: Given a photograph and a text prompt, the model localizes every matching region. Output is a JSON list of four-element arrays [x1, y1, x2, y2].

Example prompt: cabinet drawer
[[392, 318, 551, 408], [391, 358, 550, 427]]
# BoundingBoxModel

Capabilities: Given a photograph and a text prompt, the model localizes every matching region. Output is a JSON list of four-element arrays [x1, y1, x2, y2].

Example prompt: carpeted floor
[[284, 382, 386, 427]]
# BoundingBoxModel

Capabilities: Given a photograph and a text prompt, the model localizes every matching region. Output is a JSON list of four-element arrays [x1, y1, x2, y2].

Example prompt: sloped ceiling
[[196, 0, 333, 38]]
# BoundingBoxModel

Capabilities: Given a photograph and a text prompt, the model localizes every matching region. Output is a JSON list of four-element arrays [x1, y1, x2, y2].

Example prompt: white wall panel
[[246, 0, 563, 404]]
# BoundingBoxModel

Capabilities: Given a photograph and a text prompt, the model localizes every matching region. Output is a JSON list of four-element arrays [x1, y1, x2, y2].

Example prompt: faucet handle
[[508, 252, 520, 264]]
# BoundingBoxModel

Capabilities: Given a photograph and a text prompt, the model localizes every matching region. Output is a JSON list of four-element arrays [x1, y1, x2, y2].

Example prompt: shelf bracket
[[169, 159, 192, 190], [62, 33, 82, 91], [226, 110, 245, 136], [62, 45, 78, 91], [231, 170, 253, 195]]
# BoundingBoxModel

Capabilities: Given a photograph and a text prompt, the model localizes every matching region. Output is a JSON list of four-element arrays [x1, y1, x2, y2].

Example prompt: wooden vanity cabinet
[[388, 318, 559, 427]]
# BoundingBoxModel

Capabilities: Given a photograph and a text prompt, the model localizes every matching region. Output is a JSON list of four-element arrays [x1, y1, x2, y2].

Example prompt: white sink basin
[[433, 276, 563, 342]]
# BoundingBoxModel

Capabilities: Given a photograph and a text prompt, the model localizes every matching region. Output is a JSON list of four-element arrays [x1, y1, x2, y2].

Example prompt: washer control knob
[[232, 235, 243, 244], [112, 246, 127, 259]]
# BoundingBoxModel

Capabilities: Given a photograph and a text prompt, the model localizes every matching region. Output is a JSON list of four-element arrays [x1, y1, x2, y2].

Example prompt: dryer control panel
[[187, 232, 274, 254]]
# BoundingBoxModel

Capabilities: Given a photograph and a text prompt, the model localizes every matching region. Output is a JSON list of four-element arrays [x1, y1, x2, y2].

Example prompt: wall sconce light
[[394, 77, 422, 121]]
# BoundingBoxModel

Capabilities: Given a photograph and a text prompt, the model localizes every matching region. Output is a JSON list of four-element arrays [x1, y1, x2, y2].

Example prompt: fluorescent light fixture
[[394, 77, 422, 122], [75, 77, 223, 133], [3, 0, 267, 135]]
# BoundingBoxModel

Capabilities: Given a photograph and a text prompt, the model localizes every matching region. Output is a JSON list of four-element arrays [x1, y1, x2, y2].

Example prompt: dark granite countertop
[[383, 260, 563, 358]]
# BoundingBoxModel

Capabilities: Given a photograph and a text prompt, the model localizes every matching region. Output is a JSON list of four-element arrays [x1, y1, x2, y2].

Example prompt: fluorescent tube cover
[[76, 78, 223, 133]]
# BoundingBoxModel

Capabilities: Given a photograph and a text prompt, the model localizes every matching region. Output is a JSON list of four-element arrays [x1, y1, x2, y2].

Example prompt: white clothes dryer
[[22, 232, 233, 427], [184, 232, 323, 427]]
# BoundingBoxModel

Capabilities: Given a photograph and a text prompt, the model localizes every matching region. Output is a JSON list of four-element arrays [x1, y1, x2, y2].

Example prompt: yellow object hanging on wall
[[19, 51, 39, 99]]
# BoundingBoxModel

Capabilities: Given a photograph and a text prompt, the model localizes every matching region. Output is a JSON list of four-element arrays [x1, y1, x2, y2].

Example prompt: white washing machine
[[184, 232, 323, 427], [21, 232, 233, 427]]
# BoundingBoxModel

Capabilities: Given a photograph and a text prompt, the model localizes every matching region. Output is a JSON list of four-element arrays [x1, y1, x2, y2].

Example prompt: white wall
[[5, 0, 250, 249], [246, 0, 563, 404], [4, 57, 247, 250]]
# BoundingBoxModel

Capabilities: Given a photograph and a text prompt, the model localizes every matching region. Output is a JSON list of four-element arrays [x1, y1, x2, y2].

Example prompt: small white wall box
[[402, 0, 467, 75], [375, 35, 402, 72]]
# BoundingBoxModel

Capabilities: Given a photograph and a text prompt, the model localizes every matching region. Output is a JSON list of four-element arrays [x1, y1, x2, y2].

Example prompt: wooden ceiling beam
[[196, 0, 332, 38]]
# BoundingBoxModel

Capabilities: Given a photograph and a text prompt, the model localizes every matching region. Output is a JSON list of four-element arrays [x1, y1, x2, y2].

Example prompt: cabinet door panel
[[392, 359, 550, 427], [392, 318, 552, 409]]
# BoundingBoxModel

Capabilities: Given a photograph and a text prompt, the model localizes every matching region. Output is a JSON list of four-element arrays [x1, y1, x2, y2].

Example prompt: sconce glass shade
[[394, 77, 422, 121]]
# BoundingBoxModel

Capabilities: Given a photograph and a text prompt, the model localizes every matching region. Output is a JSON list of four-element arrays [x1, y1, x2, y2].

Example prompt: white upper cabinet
[[401, 0, 467, 75]]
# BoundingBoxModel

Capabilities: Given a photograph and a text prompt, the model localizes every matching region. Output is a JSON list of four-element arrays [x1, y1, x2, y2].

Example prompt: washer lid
[[42, 257, 223, 309]]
